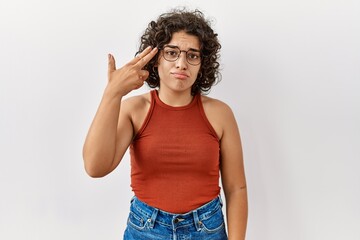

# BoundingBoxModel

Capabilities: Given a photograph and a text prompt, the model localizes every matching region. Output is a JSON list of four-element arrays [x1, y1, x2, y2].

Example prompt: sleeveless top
[[129, 90, 220, 213]]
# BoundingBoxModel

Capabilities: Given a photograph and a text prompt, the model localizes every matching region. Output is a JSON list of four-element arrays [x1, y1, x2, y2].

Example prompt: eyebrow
[[165, 44, 201, 52]]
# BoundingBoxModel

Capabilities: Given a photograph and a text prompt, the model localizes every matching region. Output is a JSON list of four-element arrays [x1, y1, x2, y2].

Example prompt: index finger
[[127, 46, 155, 66], [134, 47, 158, 69]]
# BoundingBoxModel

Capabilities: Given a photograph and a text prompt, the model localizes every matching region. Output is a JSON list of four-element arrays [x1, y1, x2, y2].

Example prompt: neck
[[157, 88, 194, 107]]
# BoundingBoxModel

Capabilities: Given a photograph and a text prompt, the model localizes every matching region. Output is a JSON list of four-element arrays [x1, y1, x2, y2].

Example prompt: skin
[[83, 31, 248, 239]]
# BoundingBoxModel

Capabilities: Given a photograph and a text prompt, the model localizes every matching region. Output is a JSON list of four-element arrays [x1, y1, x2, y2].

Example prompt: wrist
[[103, 84, 125, 100]]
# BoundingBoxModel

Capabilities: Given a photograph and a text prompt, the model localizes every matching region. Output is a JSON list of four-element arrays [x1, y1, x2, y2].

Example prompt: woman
[[83, 9, 247, 239]]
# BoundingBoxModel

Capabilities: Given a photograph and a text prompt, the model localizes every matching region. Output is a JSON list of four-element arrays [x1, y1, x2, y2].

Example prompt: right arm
[[82, 47, 158, 177]]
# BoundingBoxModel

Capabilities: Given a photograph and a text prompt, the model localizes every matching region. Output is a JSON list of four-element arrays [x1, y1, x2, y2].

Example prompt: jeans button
[[174, 218, 179, 224]]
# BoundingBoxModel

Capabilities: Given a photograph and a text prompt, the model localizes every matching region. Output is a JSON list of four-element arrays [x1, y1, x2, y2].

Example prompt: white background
[[1, 0, 359, 239]]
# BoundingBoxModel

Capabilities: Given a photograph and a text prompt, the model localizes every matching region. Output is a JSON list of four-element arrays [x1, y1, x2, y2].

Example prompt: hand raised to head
[[106, 46, 158, 98]]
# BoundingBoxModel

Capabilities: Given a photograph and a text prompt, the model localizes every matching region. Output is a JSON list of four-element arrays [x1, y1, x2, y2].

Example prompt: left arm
[[219, 104, 248, 239]]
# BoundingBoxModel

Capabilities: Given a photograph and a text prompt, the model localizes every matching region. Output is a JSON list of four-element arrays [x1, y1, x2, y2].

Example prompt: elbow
[[223, 183, 248, 199], [83, 153, 110, 178], [84, 164, 107, 178]]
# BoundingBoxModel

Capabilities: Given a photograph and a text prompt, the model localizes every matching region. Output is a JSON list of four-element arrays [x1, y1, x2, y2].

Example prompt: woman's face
[[157, 31, 201, 95]]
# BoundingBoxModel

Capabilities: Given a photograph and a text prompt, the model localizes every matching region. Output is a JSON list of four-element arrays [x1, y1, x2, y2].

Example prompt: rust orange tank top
[[130, 90, 220, 213]]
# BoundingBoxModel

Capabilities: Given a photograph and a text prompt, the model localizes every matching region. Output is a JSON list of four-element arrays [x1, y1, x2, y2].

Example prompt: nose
[[175, 52, 188, 70]]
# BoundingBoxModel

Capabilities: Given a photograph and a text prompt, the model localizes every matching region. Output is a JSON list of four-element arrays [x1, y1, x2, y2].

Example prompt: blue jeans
[[123, 195, 228, 240]]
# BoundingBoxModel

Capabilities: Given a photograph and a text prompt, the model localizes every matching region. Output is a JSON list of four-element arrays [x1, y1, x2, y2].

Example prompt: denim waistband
[[130, 195, 223, 230]]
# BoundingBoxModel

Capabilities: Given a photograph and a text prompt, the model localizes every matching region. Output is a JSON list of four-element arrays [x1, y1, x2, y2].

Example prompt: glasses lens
[[163, 47, 180, 61], [186, 51, 201, 65]]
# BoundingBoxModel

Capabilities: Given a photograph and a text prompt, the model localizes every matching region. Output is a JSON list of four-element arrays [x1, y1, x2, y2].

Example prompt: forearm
[[83, 88, 122, 177], [225, 187, 248, 240]]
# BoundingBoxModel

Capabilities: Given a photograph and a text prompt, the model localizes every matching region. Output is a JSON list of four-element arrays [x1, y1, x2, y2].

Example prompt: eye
[[187, 52, 200, 59], [165, 49, 179, 56]]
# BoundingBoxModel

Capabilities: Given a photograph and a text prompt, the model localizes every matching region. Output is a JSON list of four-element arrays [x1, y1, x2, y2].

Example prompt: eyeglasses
[[161, 45, 201, 65]]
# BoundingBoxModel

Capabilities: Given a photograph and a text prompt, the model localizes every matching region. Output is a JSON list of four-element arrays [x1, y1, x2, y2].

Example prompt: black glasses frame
[[160, 45, 202, 66]]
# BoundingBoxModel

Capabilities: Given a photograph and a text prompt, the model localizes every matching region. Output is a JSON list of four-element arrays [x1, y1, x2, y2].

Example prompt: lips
[[171, 72, 189, 80]]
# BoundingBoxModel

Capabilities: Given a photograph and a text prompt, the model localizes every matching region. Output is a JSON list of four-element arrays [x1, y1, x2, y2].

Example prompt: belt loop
[[192, 210, 202, 231], [147, 208, 158, 228]]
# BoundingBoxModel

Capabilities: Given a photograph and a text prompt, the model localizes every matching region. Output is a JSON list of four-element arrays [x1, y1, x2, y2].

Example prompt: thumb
[[108, 54, 116, 74]]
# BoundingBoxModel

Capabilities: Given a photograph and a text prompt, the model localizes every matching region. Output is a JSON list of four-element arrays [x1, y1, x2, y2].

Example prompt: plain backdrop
[[1, 0, 359, 239]]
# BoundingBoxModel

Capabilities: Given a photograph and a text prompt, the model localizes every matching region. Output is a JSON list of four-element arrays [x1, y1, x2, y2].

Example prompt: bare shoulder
[[201, 95, 237, 139], [122, 92, 152, 133], [201, 95, 234, 118], [122, 92, 151, 110]]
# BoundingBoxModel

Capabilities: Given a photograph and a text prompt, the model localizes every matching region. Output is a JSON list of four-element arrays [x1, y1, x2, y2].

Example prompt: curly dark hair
[[138, 8, 221, 95]]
